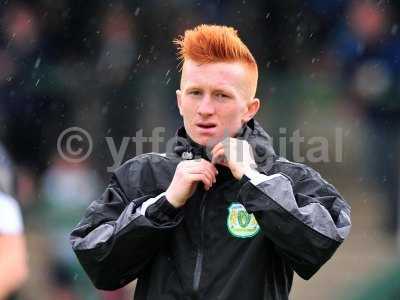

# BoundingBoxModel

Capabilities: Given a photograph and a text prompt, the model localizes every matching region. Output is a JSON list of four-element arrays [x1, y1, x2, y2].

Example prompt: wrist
[[165, 190, 184, 208]]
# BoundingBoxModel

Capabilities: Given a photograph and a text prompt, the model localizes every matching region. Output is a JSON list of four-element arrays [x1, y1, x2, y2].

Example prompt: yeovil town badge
[[227, 202, 260, 238]]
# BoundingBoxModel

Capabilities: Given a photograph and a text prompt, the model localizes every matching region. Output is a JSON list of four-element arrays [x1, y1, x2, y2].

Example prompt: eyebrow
[[213, 89, 233, 96], [184, 84, 235, 95]]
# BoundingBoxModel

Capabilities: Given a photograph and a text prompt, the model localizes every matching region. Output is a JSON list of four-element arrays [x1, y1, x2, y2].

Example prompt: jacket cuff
[[238, 168, 269, 187], [145, 195, 183, 224], [238, 174, 251, 186]]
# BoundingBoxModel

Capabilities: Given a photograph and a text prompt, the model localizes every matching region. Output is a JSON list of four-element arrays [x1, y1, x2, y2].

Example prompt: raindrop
[[391, 24, 398, 35], [311, 57, 319, 64], [34, 57, 41, 69], [35, 78, 40, 87], [265, 12, 271, 20], [134, 7, 141, 16]]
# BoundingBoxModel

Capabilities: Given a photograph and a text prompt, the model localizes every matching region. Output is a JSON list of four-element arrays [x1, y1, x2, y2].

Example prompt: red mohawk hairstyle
[[173, 24, 258, 72], [173, 24, 258, 98]]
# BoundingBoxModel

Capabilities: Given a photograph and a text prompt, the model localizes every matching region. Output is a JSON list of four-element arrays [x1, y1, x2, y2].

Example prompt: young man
[[70, 25, 351, 300]]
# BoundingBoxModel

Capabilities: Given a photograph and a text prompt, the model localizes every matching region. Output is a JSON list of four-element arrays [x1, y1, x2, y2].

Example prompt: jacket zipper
[[193, 191, 208, 293]]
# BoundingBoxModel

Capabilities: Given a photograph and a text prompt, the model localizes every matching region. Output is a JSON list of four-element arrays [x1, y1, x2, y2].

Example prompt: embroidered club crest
[[227, 203, 260, 238]]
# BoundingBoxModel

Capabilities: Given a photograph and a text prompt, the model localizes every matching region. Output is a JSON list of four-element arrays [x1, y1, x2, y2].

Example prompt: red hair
[[174, 24, 258, 97]]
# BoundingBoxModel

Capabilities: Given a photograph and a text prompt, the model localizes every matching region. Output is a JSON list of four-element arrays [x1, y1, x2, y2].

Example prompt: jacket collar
[[172, 119, 276, 166]]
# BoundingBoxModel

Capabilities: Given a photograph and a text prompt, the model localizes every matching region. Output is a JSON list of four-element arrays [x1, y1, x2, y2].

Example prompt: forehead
[[181, 60, 250, 91]]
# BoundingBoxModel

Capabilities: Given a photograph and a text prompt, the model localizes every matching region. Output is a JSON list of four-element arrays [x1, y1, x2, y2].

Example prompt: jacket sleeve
[[237, 163, 351, 280], [69, 167, 182, 290]]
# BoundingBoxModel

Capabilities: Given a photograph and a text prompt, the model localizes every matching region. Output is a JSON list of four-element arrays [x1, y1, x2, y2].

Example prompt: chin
[[197, 136, 223, 148], [193, 136, 210, 146]]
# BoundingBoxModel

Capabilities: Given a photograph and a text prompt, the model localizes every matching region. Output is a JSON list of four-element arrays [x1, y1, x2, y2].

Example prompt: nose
[[197, 95, 215, 117]]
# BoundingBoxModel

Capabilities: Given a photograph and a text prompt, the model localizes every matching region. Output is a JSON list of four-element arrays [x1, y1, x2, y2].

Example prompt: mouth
[[196, 122, 217, 129], [195, 122, 217, 133]]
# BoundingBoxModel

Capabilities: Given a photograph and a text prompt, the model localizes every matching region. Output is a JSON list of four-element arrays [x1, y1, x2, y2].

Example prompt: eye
[[216, 92, 230, 100], [188, 90, 202, 96]]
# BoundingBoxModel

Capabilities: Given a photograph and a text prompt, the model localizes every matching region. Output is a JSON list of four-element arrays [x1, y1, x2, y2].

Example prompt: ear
[[176, 90, 183, 116], [243, 98, 260, 122]]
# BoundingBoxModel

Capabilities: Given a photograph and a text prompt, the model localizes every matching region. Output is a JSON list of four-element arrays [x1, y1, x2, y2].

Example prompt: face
[[176, 59, 259, 146]]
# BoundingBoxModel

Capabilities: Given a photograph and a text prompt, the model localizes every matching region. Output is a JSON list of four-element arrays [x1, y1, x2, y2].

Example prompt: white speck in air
[[34, 57, 41, 69], [134, 7, 141, 17], [391, 24, 398, 35]]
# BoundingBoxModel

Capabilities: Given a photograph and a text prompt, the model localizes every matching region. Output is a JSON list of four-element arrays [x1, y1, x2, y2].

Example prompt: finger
[[211, 148, 225, 165], [201, 160, 218, 176], [179, 161, 215, 189], [186, 159, 217, 183], [189, 159, 218, 179], [200, 167, 214, 186], [203, 165, 217, 183], [187, 159, 217, 176], [211, 142, 224, 157], [212, 148, 228, 166], [197, 165, 215, 185], [188, 166, 214, 186], [200, 173, 212, 190], [187, 174, 212, 190]]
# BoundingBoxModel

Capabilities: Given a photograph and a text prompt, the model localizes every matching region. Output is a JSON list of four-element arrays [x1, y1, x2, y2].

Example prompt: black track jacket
[[70, 119, 351, 300]]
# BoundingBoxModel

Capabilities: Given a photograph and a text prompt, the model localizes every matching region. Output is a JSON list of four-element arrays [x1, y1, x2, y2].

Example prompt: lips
[[195, 122, 217, 134], [196, 122, 217, 129]]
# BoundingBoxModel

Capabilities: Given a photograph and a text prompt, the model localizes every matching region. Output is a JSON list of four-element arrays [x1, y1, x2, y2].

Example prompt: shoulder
[[112, 152, 178, 195], [115, 152, 174, 175], [268, 156, 328, 186]]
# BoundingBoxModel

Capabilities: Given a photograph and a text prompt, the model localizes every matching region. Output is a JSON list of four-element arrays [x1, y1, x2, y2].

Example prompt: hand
[[166, 159, 218, 208], [211, 138, 257, 180]]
